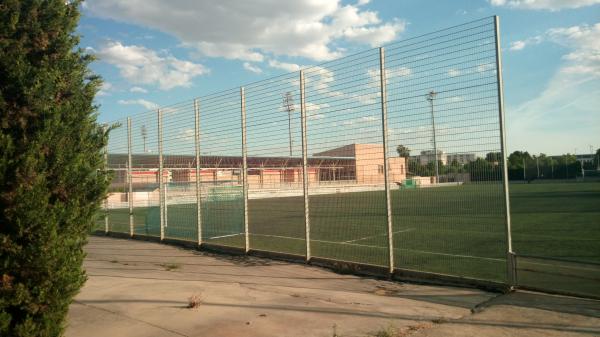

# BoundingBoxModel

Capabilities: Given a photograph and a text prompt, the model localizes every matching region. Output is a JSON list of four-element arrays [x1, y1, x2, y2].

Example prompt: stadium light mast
[[426, 90, 439, 184], [283, 92, 295, 157], [141, 124, 147, 153]]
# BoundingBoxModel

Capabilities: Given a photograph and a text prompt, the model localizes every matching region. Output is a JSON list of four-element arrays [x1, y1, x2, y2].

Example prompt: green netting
[[201, 185, 245, 247]]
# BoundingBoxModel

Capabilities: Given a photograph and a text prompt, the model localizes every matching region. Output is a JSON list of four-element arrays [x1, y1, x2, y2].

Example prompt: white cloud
[[118, 99, 159, 110], [306, 102, 327, 120], [97, 41, 209, 90], [97, 82, 113, 96], [387, 66, 412, 78], [85, 1, 406, 62], [507, 72, 600, 153], [489, 0, 600, 10], [366, 66, 411, 85], [243, 62, 263, 74], [508, 36, 543, 51], [476, 63, 495, 73], [547, 23, 600, 76], [179, 128, 195, 142], [340, 19, 407, 47], [129, 86, 148, 93], [509, 40, 527, 51], [268, 60, 302, 72], [448, 68, 461, 77], [507, 23, 600, 153]]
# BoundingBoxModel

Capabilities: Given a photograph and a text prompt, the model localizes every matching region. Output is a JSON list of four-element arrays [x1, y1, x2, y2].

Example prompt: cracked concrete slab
[[66, 236, 600, 337]]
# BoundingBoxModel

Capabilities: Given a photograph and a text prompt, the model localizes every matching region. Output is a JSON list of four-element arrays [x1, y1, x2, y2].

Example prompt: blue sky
[[79, 0, 599, 155]]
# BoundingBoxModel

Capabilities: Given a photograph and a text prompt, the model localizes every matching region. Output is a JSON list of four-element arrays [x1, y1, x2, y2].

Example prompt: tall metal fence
[[96, 16, 600, 298]]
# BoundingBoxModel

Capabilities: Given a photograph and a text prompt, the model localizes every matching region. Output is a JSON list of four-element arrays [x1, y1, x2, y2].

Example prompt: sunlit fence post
[[158, 108, 165, 241], [300, 70, 311, 261], [103, 124, 109, 234], [241, 87, 250, 253], [127, 117, 133, 238], [194, 98, 202, 246], [494, 15, 516, 286], [379, 47, 394, 274]]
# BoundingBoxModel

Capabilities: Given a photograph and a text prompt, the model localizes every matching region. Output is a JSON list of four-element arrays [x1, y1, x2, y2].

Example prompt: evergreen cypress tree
[[0, 1, 108, 335]]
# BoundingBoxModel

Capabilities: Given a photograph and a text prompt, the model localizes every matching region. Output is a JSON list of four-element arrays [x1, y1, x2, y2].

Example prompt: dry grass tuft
[[187, 294, 203, 309]]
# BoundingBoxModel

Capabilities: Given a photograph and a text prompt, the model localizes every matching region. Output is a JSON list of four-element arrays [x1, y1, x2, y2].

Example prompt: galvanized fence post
[[158, 108, 165, 241], [494, 16, 516, 287], [103, 124, 109, 234], [379, 47, 395, 274], [241, 87, 250, 253], [127, 117, 134, 237], [194, 98, 203, 246], [299, 70, 311, 261]]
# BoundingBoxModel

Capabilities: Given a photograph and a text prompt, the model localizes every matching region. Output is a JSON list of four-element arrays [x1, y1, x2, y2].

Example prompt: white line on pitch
[[247, 233, 504, 262], [344, 228, 414, 244], [208, 233, 243, 240]]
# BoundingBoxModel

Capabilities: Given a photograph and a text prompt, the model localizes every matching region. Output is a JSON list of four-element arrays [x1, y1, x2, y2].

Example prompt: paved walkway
[[66, 236, 600, 337]]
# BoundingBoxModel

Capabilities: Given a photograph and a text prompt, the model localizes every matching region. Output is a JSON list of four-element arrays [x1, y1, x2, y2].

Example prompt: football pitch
[[99, 181, 600, 295]]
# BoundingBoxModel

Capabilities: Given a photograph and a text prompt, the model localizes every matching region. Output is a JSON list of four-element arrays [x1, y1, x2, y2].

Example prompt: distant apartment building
[[413, 150, 447, 166], [410, 150, 476, 166], [446, 153, 477, 165]]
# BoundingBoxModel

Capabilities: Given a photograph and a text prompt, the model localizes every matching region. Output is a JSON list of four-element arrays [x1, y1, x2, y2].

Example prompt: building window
[[378, 165, 384, 174]]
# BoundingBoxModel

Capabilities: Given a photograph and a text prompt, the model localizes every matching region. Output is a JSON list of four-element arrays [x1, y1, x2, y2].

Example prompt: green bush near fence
[[0, 1, 109, 336]]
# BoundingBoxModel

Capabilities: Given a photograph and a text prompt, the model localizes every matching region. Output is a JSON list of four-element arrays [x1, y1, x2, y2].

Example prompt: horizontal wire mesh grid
[[385, 17, 506, 281], [102, 17, 514, 283]]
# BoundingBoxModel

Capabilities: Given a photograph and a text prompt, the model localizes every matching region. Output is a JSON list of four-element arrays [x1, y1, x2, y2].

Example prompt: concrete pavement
[[66, 236, 600, 337]]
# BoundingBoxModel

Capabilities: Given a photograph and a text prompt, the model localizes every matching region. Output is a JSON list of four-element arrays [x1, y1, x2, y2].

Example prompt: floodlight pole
[[141, 125, 147, 153], [284, 92, 295, 157], [127, 117, 134, 237], [379, 47, 395, 274], [300, 70, 311, 262], [241, 87, 250, 253], [494, 15, 516, 287], [427, 90, 439, 184], [536, 157, 540, 179], [194, 98, 202, 246]]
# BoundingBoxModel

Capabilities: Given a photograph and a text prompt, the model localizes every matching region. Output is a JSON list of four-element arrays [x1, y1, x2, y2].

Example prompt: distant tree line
[[396, 145, 600, 182]]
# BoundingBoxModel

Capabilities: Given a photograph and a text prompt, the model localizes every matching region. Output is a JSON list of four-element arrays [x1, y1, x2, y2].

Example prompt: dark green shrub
[[0, 1, 108, 335]]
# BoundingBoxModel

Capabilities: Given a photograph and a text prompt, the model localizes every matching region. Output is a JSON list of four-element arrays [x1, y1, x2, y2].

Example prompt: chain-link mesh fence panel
[[160, 102, 199, 241], [199, 89, 245, 248], [106, 118, 130, 233], [511, 181, 600, 298], [245, 73, 306, 255], [129, 111, 161, 237], [385, 17, 507, 281], [303, 48, 390, 266], [99, 17, 600, 298]]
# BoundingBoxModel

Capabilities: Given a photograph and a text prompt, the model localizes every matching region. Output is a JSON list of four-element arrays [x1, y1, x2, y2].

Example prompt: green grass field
[[98, 181, 600, 296]]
